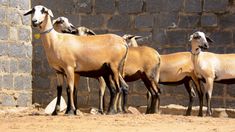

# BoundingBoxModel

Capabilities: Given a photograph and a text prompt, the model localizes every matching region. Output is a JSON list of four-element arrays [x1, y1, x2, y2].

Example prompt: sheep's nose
[[204, 43, 209, 48], [32, 19, 37, 23]]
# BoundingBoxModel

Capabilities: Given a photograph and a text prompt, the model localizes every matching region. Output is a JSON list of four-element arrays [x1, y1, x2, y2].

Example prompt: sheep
[[53, 17, 162, 114], [24, 5, 129, 115], [126, 35, 201, 116], [53, 17, 108, 114], [189, 31, 233, 116], [53, 17, 96, 36]]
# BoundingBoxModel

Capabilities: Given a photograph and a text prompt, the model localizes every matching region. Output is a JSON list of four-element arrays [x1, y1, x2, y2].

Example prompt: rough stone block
[[88, 93, 99, 107], [226, 99, 235, 108], [185, 0, 202, 12], [146, 0, 183, 12], [17, 93, 31, 107], [166, 0, 184, 12], [0, 0, 8, 6], [159, 96, 189, 106], [146, 0, 165, 12], [201, 14, 217, 27], [0, 43, 8, 56], [25, 45, 32, 58], [9, 0, 30, 10], [220, 14, 235, 28], [210, 31, 233, 45], [166, 30, 188, 45], [178, 14, 200, 28], [80, 15, 104, 28], [77, 77, 90, 92], [55, 1, 76, 14], [152, 29, 168, 45], [135, 15, 153, 28], [18, 27, 31, 41], [18, 59, 31, 73], [9, 59, 18, 73], [211, 97, 225, 108], [203, 0, 228, 12], [163, 47, 188, 54], [128, 95, 146, 106], [0, 24, 9, 40], [22, 15, 31, 26], [208, 46, 225, 54], [227, 84, 235, 97], [32, 90, 54, 107], [1, 59, 9, 73], [7, 10, 21, 25], [0, 7, 6, 22], [2, 74, 13, 89], [119, 0, 143, 14], [8, 43, 26, 58], [154, 12, 178, 28], [9, 27, 18, 41], [95, 0, 115, 14], [14, 75, 24, 90], [107, 15, 131, 30], [33, 76, 50, 90], [213, 83, 225, 96], [76, 0, 92, 13], [88, 78, 101, 93], [77, 95, 89, 107], [0, 94, 17, 106], [132, 80, 148, 94]]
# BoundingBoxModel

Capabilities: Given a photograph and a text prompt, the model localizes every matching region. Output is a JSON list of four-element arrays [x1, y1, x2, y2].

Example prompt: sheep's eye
[[41, 8, 45, 14], [193, 35, 201, 39]]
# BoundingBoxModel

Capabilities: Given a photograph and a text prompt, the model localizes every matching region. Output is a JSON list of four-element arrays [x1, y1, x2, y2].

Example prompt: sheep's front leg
[[65, 67, 76, 115], [66, 74, 80, 114], [52, 73, 64, 115], [204, 77, 214, 116]]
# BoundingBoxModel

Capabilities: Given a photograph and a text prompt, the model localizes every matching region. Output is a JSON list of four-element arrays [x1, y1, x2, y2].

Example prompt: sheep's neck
[[39, 15, 58, 51], [191, 41, 201, 69]]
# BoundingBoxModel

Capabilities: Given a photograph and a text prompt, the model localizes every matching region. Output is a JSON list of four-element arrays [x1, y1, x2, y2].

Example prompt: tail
[[118, 44, 129, 77], [118, 43, 129, 88]]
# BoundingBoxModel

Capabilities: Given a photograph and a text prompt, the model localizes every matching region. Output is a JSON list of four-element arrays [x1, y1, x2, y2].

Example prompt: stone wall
[[32, 0, 235, 109], [0, 0, 32, 106]]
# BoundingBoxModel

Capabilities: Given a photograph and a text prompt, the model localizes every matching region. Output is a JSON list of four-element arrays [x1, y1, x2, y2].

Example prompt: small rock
[[90, 107, 99, 115], [76, 109, 84, 116], [218, 110, 228, 118], [128, 106, 141, 115]]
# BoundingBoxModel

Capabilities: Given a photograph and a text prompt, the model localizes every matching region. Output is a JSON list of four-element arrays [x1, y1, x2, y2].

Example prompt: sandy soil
[[0, 106, 235, 132]]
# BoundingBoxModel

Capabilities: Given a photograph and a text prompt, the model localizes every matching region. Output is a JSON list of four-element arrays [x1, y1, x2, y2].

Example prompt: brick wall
[[32, 0, 235, 109], [0, 0, 32, 106]]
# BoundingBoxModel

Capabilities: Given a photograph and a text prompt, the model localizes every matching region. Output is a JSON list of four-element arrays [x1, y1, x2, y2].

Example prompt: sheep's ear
[[189, 34, 193, 41], [46, 9, 54, 17], [133, 36, 143, 40], [24, 9, 32, 16], [87, 29, 96, 35], [206, 36, 214, 43]]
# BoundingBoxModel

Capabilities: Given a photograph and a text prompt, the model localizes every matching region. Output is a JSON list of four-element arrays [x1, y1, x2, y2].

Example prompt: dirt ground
[[0, 106, 235, 132]]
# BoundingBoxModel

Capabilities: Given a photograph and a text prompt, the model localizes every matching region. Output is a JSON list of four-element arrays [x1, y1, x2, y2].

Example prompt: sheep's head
[[189, 31, 213, 50], [53, 17, 78, 34], [122, 34, 143, 47], [24, 5, 54, 27], [77, 27, 96, 36]]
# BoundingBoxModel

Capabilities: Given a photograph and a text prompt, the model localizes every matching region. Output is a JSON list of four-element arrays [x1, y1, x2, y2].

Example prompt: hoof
[[185, 110, 191, 116], [198, 113, 203, 117], [107, 109, 117, 115], [98, 109, 104, 115], [51, 111, 58, 116], [66, 110, 76, 115]]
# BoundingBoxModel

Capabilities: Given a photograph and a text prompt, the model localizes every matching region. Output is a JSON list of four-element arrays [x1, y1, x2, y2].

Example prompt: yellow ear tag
[[34, 34, 40, 39]]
